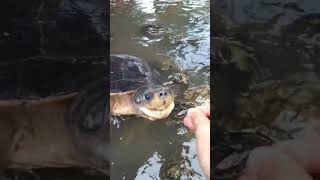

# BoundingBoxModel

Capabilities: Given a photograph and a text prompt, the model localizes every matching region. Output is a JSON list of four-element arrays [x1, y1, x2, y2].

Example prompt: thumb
[[185, 108, 209, 131]]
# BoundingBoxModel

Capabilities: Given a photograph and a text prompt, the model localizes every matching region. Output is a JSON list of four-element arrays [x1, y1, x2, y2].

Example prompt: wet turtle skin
[[110, 54, 175, 120], [0, 54, 173, 173], [0, 56, 108, 173], [0, 0, 108, 178]]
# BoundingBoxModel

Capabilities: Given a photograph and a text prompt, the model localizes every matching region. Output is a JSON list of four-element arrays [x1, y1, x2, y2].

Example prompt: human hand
[[238, 135, 320, 180], [183, 104, 210, 179], [183, 105, 210, 135]]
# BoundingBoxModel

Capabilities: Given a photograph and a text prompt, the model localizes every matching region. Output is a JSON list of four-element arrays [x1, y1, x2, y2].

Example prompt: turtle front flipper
[[68, 78, 109, 173], [0, 115, 14, 168]]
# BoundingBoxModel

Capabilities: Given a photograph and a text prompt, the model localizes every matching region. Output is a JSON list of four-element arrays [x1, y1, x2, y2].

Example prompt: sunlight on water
[[135, 152, 163, 179], [111, 0, 210, 72], [135, 0, 156, 14]]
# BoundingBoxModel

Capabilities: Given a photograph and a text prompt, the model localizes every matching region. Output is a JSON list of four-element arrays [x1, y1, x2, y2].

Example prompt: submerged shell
[[110, 54, 153, 93], [0, 56, 106, 100]]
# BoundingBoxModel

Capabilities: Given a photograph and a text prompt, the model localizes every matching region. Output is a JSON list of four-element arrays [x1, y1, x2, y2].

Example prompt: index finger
[[196, 105, 210, 118]]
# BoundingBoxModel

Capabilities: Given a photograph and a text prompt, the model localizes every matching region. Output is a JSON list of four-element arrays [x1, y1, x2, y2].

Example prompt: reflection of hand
[[238, 135, 320, 180], [183, 105, 210, 179]]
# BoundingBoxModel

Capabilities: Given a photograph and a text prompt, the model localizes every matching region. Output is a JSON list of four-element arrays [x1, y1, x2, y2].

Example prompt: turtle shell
[[0, 0, 107, 101], [0, 0, 107, 60], [110, 54, 155, 93], [0, 56, 106, 100]]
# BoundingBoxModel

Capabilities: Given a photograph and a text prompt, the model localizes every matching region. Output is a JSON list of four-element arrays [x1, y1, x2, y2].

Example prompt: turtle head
[[131, 85, 175, 120]]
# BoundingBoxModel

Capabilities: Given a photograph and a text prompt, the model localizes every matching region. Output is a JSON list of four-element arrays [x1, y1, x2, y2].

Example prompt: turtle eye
[[134, 93, 153, 104], [144, 93, 152, 100], [135, 96, 143, 103]]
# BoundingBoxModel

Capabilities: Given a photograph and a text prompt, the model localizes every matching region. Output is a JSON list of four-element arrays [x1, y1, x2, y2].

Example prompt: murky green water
[[110, 0, 210, 179]]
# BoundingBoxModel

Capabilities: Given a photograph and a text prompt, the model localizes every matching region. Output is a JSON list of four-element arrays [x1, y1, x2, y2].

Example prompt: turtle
[[0, 56, 108, 174], [110, 54, 175, 121], [0, 54, 175, 175]]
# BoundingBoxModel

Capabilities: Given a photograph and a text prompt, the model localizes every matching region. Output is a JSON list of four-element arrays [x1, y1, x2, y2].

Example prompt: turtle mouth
[[132, 85, 175, 120], [138, 101, 175, 120]]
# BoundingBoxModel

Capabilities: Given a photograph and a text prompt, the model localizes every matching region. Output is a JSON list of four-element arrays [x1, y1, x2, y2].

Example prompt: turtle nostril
[[159, 90, 168, 97]]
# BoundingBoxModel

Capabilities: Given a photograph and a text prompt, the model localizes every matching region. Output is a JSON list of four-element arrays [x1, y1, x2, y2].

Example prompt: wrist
[[195, 123, 210, 138]]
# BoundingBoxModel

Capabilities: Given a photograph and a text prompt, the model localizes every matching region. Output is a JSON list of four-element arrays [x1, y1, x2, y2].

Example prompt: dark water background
[[214, 0, 320, 179], [214, 0, 320, 115]]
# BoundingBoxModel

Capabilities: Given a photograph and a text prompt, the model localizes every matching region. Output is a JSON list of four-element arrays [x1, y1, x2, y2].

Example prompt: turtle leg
[[68, 78, 109, 173], [0, 112, 14, 168], [9, 109, 35, 154], [70, 78, 107, 132]]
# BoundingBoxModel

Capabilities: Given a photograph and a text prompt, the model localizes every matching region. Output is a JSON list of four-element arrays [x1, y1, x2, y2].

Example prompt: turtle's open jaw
[[132, 85, 175, 120]]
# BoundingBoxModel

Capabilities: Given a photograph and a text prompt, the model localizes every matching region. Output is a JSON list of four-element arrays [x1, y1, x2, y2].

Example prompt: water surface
[[110, 0, 210, 179], [214, 0, 320, 179]]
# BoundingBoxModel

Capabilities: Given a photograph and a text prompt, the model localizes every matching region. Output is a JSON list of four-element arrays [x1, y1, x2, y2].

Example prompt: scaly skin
[[110, 85, 175, 121], [0, 79, 108, 174], [0, 82, 174, 173]]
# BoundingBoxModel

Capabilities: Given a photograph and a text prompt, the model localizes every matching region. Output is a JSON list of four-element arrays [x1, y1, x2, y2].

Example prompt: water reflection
[[110, 0, 210, 179], [215, 0, 320, 81], [214, 0, 320, 179], [111, 0, 210, 71], [135, 152, 163, 179], [135, 0, 156, 14]]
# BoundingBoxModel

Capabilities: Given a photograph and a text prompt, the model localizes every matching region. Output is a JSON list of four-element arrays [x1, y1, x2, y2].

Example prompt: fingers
[[187, 108, 209, 123], [184, 108, 210, 132], [195, 105, 210, 118], [272, 136, 320, 173], [245, 146, 313, 180], [183, 116, 194, 130]]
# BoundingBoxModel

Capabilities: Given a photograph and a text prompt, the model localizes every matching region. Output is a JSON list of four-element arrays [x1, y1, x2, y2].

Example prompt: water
[[214, 0, 320, 114], [110, 0, 210, 179], [214, 0, 320, 179]]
